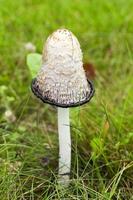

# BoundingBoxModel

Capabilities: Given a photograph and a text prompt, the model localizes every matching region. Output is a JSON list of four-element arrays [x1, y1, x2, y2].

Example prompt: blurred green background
[[0, 0, 133, 199]]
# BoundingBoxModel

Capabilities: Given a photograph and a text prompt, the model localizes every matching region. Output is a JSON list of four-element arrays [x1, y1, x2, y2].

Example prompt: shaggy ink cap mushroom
[[31, 29, 94, 108]]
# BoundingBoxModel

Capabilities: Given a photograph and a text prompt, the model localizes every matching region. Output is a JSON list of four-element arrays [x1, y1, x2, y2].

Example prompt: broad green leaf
[[26, 53, 42, 78]]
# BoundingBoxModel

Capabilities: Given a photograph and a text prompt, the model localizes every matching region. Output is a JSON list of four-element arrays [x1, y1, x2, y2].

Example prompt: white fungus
[[32, 29, 93, 107], [31, 29, 94, 186]]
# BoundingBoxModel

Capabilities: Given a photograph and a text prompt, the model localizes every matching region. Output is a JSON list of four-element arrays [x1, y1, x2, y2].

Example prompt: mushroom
[[31, 29, 94, 185]]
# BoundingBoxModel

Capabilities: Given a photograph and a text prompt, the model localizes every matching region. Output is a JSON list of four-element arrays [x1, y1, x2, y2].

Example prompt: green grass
[[0, 0, 133, 199]]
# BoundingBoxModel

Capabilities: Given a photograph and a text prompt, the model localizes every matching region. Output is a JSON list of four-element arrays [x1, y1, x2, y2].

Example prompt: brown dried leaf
[[83, 62, 96, 79]]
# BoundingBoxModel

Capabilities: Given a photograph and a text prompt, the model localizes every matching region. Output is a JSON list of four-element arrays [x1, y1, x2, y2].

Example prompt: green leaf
[[26, 53, 42, 78], [90, 137, 105, 160]]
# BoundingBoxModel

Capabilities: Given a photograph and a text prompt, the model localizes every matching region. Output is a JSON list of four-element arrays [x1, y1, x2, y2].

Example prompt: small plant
[[27, 29, 94, 186]]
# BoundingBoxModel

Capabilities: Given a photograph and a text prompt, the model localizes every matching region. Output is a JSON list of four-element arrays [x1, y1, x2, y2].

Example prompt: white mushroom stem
[[58, 107, 71, 185]]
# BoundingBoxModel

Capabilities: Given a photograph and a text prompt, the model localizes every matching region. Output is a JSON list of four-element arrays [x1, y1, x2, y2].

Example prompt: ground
[[0, 0, 133, 199]]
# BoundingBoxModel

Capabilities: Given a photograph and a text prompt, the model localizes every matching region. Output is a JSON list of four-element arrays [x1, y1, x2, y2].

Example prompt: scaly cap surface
[[32, 29, 94, 107]]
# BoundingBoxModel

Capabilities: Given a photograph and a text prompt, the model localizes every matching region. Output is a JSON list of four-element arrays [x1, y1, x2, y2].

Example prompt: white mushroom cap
[[32, 29, 94, 107]]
